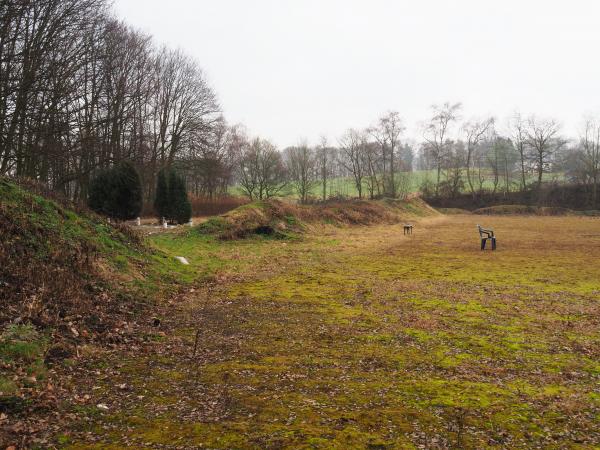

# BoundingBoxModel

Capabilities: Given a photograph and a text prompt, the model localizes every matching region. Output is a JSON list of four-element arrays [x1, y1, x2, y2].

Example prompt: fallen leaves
[[4, 215, 600, 448]]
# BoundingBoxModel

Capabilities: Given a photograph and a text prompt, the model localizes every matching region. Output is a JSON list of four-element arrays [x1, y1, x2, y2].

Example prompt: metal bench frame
[[477, 224, 497, 250]]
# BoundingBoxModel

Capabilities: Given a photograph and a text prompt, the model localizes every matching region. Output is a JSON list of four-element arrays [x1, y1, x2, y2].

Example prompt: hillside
[[0, 178, 188, 446], [1, 178, 150, 333]]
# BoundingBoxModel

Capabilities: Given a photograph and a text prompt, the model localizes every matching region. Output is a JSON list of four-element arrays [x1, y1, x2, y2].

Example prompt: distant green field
[[229, 170, 435, 199], [230, 170, 567, 201]]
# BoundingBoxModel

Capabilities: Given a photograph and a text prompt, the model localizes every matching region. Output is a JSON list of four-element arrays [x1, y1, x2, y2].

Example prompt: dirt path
[[64, 215, 600, 449]]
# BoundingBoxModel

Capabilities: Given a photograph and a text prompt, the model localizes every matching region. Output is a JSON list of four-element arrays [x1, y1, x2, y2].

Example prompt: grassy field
[[229, 169, 568, 201], [229, 170, 443, 199], [59, 213, 600, 449]]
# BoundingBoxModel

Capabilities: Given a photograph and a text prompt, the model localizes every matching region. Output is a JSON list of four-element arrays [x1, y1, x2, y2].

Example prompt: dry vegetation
[[33, 211, 599, 449], [0, 179, 190, 448], [0, 178, 175, 338], [188, 195, 250, 217], [197, 197, 436, 239], [472, 205, 578, 216]]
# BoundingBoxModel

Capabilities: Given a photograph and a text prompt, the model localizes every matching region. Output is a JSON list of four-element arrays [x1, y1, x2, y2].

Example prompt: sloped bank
[[197, 197, 439, 239], [0, 178, 153, 335], [0, 177, 186, 447]]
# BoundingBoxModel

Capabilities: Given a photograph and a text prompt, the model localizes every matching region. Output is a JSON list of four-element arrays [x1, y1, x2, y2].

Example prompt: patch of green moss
[[0, 376, 17, 394], [196, 216, 228, 235], [0, 324, 47, 363], [64, 214, 600, 448]]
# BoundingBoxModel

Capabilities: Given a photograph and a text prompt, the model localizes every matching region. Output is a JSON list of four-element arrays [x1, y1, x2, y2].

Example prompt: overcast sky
[[113, 0, 600, 148]]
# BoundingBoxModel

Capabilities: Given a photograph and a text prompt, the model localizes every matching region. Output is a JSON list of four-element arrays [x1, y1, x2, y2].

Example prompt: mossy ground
[[0, 324, 48, 402], [59, 215, 599, 449]]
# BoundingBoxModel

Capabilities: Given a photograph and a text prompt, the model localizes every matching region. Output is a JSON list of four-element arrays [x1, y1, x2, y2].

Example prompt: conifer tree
[[88, 161, 142, 220], [168, 169, 192, 224], [154, 167, 191, 224], [154, 168, 170, 221], [114, 161, 143, 220]]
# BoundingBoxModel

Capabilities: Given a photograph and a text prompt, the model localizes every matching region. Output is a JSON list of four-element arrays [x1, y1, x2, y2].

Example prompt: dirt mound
[[198, 197, 438, 239], [197, 200, 303, 239], [473, 204, 576, 216]]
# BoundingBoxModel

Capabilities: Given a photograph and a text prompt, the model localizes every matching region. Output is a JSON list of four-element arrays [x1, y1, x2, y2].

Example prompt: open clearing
[[61, 215, 599, 449]]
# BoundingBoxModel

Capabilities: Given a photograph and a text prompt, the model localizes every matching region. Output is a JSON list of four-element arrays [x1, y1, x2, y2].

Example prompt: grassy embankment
[[0, 178, 196, 446]]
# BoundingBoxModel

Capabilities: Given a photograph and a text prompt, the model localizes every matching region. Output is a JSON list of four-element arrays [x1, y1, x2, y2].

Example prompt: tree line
[[234, 102, 599, 208], [235, 112, 414, 204], [0, 0, 219, 204], [417, 103, 599, 207], [2, 1, 599, 211]]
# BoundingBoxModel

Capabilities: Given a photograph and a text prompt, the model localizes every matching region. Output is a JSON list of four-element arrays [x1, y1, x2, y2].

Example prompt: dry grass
[[60, 214, 600, 449], [198, 197, 438, 239], [0, 178, 145, 332], [189, 194, 250, 217]]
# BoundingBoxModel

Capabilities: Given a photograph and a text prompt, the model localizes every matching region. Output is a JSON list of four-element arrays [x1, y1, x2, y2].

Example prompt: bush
[[88, 161, 142, 220], [419, 179, 436, 198], [154, 167, 191, 224]]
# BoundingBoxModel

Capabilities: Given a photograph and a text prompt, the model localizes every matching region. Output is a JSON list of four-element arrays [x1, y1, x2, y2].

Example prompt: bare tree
[[284, 142, 317, 204], [463, 117, 494, 196], [494, 136, 518, 195], [369, 111, 404, 197], [149, 47, 219, 168], [316, 136, 332, 201], [577, 117, 600, 204], [181, 116, 239, 198], [363, 141, 383, 199], [238, 138, 286, 200], [440, 141, 466, 198], [526, 116, 564, 193], [423, 102, 462, 196], [0, 0, 221, 205], [0, 0, 108, 185], [487, 136, 503, 194], [508, 112, 529, 190], [338, 129, 366, 199]]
